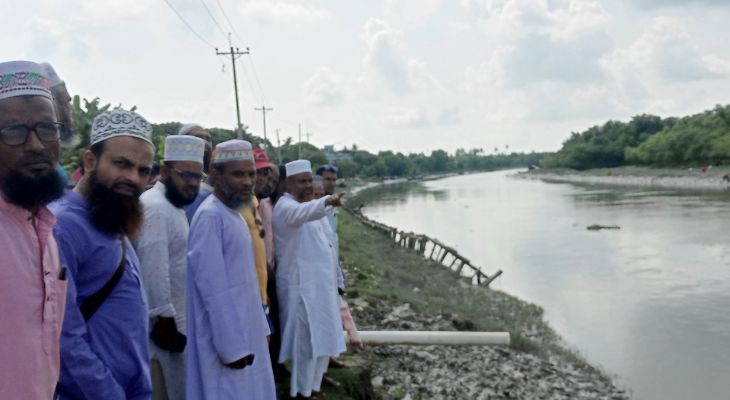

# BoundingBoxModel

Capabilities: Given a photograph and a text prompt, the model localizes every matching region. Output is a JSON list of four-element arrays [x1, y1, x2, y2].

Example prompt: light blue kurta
[[186, 194, 275, 400], [272, 194, 346, 366], [51, 191, 151, 400]]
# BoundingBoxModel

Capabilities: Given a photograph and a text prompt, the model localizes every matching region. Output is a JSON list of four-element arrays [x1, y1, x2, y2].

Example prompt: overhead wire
[[214, 0, 268, 105], [199, 0, 229, 42], [215, 0, 249, 48], [162, 0, 217, 49]]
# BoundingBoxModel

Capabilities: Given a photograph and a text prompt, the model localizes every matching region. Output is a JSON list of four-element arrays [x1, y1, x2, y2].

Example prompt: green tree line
[[541, 104, 730, 170], [61, 96, 545, 178]]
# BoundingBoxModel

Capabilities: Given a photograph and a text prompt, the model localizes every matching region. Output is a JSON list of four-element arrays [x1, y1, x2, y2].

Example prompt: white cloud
[[383, 107, 430, 128], [362, 18, 412, 93], [703, 55, 730, 75], [462, 0, 612, 85], [303, 67, 345, 107], [384, 0, 443, 27], [238, 1, 330, 26], [79, 0, 148, 20], [382, 106, 461, 128], [26, 16, 91, 62], [601, 17, 729, 84], [361, 18, 446, 95]]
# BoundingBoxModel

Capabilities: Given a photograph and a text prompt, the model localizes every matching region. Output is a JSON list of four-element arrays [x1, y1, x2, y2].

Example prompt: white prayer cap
[[177, 123, 204, 136], [90, 109, 154, 146], [164, 135, 205, 163], [212, 139, 253, 164], [0, 61, 53, 101], [39, 62, 64, 88], [286, 160, 311, 176]]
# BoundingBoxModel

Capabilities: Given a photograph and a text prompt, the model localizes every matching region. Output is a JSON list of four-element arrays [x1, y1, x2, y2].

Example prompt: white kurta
[[186, 194, 275, 400], [134, 182, 188, 399], [272, 193, 346, 366], [135, 182, 188, 332]]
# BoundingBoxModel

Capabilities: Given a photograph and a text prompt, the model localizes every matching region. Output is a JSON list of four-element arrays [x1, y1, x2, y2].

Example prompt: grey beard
[[223, 184, 252, 210]]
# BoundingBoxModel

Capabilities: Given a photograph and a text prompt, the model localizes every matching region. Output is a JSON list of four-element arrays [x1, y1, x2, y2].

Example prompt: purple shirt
[[50, 190, 151, 400], [0, 195, 67, 399]]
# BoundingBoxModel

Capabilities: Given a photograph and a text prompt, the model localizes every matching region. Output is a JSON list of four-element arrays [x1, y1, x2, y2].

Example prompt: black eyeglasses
[[0, 122, 63, 146], [172, 168, 207, 182]]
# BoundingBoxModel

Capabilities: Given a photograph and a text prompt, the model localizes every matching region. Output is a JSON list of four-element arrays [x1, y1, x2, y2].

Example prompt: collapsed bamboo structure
[[345, 208, 503, 287]]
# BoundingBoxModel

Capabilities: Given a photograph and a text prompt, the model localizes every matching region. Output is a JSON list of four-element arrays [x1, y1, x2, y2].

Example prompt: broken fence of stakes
[[346, 208, 503, 287]]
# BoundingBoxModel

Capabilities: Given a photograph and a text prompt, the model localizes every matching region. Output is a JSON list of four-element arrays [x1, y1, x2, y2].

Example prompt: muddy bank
[[337, 207, 630, 399], [520, 166, 730, 191]]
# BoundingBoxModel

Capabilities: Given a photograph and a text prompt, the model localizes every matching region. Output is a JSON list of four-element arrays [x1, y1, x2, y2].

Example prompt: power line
[[246, 55, 266, 104], [212, 0, 267, 108], [236, 57, 263, 105], [162, 0, 217, 49], [199, 0, 229, 41], [216, 40, 250, 139], [215, 0, 249, 48]]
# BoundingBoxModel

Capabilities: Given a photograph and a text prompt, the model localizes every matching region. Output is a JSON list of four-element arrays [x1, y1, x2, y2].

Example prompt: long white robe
[[134, 182, 189, 399], [186, 195, 275, 400], [272, 193, 346, 368]]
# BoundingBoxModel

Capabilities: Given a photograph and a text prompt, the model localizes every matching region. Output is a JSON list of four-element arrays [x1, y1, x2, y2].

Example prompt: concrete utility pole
[[274, 128, 282, 164], [298, 123, 302, 159], [254, 104, 273, 142], [216, 35, 249, 139]]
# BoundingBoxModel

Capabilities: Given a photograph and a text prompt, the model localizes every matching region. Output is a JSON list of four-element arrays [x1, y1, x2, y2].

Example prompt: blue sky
[[3, 0, 730, 153]]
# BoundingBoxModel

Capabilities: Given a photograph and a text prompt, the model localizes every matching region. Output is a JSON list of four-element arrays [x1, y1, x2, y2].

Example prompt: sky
[[2, 0, 730, 154]]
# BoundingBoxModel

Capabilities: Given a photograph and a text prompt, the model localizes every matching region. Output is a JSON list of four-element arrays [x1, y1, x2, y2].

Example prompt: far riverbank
[[521, 166, 730, 191]]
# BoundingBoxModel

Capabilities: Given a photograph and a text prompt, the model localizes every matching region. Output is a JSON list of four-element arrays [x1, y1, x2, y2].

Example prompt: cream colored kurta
[[272, 193, 346, 364]]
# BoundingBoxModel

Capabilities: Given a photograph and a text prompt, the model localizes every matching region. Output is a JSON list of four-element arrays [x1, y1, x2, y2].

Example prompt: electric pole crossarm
[[216, 39, 249, 139], [254, 105, 273, 143]]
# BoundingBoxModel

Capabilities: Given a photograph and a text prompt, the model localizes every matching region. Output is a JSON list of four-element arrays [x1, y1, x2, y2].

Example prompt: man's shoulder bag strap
[[80, 236, 127, 321]]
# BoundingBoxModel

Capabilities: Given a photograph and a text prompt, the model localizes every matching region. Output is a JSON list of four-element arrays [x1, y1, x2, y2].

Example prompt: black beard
[[87, 172, 144, 239], [163, 178, 196, 208], [2, 165, 65, 210], [256, 187, 272, 199]]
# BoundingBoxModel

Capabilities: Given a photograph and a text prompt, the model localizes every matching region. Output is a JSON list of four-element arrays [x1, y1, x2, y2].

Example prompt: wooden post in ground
[[480, 269, 503, 287]]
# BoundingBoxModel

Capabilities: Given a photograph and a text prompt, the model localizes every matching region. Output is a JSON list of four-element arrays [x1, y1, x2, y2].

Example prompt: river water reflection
[[360, 170, 730, 400]]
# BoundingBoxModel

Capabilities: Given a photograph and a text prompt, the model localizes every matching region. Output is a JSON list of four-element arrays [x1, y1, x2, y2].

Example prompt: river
[[359, 169, 730, 400]]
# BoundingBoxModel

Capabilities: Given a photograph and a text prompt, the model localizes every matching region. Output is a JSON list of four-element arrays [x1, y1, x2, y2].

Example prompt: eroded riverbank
[[334, 204, 629, 399]]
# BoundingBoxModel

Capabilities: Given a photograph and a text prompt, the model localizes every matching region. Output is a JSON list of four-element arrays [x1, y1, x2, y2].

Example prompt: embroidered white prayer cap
[[90, 109, 153, 146], [0, 61, 53, 101], [39, 63, 64, 88], [164, 135, 206, 164], [286, 160, 311, 176], [212, 139, 253, 164], [177, 123, 204, 136]]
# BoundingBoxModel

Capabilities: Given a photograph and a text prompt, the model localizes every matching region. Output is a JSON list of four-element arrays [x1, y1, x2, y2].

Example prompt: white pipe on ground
[[349, 331, 510, 346]]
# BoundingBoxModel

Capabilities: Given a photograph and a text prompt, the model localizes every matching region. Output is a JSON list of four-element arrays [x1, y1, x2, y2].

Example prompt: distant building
[[323, 145, 353, 163]]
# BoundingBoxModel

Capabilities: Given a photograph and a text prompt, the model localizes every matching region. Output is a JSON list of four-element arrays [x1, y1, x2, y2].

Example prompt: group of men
[[0, 60, 359, 400]]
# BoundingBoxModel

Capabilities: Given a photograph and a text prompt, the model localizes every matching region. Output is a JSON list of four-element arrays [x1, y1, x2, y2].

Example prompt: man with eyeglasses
[[133, 135, 206, 399], [0, 60, 68, 399], [180, 123, 214, 223], [51, 109, 154, 399]]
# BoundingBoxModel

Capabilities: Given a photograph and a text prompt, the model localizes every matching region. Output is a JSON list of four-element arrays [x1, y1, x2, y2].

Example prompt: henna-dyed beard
[[87, 171, 144, 239]]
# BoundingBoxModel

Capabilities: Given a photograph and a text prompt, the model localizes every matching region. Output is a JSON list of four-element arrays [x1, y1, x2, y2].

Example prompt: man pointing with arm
[[273, 160, 346, 399]]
